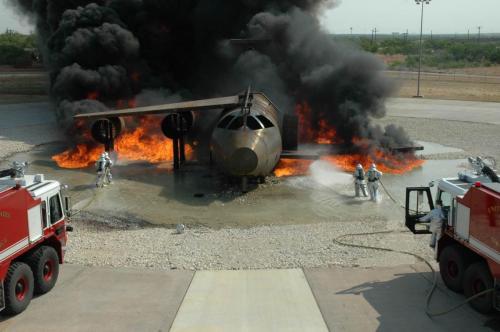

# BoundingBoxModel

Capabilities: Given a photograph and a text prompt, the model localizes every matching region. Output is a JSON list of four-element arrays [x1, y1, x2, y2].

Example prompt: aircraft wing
[[74, 95, 242, 119]]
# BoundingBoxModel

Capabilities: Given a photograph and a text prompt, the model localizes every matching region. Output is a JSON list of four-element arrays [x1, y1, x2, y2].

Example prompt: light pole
[[414, 0, 431, 98]]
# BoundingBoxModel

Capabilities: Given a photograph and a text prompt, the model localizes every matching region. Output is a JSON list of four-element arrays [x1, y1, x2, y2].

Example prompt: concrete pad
[[387, 98, 500, 124], [304, 264, 495, 332], [0, 265, 194, 332], [170, 269, 328, 332]]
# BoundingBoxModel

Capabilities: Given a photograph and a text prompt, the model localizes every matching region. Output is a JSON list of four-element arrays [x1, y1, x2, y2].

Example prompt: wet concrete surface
[[0, 141, 472, 227], [415, 141, 464, 156], [0, 99, 486, 228]]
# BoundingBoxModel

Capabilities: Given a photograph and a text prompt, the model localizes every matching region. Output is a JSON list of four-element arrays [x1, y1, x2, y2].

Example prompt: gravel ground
[[66, 211, 436, 271]]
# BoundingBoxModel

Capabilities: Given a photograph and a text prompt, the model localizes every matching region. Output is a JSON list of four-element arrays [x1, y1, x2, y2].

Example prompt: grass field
[[392, 76, 500, 102]]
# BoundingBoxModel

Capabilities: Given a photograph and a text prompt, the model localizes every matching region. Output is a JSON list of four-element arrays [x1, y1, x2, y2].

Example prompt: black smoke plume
[[8, 0, 413, 152]]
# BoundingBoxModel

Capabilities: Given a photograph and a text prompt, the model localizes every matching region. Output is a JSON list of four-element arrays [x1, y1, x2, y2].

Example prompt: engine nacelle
[[90, 117, 125, 144], [161, 112, 194, 139]]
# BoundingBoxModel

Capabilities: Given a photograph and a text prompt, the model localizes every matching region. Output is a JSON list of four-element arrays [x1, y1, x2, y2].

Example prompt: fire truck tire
[[3, 262, 34, 315], [439, 245, 468, 293], [463, 262, 495, 314], [26, 246, 59, 295]]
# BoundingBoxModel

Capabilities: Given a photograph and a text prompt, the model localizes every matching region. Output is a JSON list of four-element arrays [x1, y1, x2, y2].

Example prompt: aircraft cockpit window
[[256, 115, 274, 128], [246, 116, 263, 130], [217, 115, 235, 128], [228, 116, 244, 130]]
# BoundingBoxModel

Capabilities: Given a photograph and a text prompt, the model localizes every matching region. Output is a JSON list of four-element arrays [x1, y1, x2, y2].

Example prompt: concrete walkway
[[0, 264, 496, 332], [170, 269, 328, 332]]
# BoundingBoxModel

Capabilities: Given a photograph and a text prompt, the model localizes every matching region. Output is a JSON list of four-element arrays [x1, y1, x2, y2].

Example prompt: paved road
[[386, 98, 500, 125], [0, 264, 494, 332], [0, 102, 54, 129]]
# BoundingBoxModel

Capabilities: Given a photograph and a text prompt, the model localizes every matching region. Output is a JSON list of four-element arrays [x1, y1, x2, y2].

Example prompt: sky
[[0, 0, 499, 35]]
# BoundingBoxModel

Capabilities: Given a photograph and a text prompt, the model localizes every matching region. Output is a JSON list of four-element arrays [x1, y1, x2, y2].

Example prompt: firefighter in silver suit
[[366, 163, 383, 201], [353, 164, 368, 197], [96, 152, 113, 187]]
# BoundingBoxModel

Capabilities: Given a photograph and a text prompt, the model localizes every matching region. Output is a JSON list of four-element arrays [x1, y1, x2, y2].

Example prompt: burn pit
[[53, 116, 193, 169], [273, 102, 425, 177], [10, 0, 424, 175]]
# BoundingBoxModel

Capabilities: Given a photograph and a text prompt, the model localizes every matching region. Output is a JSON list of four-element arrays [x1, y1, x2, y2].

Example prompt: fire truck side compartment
[[458, 185, 500, 277], [0, 188, 40, 263]]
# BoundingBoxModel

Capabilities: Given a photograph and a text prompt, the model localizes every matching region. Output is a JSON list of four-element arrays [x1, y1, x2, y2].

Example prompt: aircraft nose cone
[[229, 147, 258, 175]]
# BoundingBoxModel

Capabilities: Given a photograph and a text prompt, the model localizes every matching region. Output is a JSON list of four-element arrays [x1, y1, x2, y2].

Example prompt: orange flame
[[274, 159, 314, 177], [322, 152, 424, 175], [86, 91, 99, 100], [274, 153, 424, 178], [274, 102, 425, 177], [52, 116, 193, 169], [295, 103, 338, 145], [52, 144, 104, 169]]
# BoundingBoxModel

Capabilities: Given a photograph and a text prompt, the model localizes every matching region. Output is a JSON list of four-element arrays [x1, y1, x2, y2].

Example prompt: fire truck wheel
[[26, 246, 59, 295], [463, 262, 495, 314], [439, 245, 468, 293], [4, 262, 34, 315]]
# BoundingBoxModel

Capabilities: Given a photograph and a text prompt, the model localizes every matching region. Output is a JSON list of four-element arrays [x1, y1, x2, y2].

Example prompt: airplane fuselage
[[211, 93, 282, 177]]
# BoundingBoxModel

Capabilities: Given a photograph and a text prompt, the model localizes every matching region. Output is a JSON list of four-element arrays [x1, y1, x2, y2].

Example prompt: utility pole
[[373, 28, 378, 42], [468, 29, 470, 41], [477, 26, 482, 42], [350, 27, 353, 39], [414, 0, 431, 98]]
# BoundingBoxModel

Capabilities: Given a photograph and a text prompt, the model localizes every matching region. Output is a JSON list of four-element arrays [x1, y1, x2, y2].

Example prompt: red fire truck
[[0, 167, 72, 315], [406, 159, 500, 313]]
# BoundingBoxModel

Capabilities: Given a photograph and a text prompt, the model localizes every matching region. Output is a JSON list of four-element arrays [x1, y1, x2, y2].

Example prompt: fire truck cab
[[0, 167, 71, 315], [405, 159, 500, 314]]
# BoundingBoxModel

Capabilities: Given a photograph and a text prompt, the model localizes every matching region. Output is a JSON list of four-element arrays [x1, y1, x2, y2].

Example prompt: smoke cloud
[[8, 0, 412, 152]]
